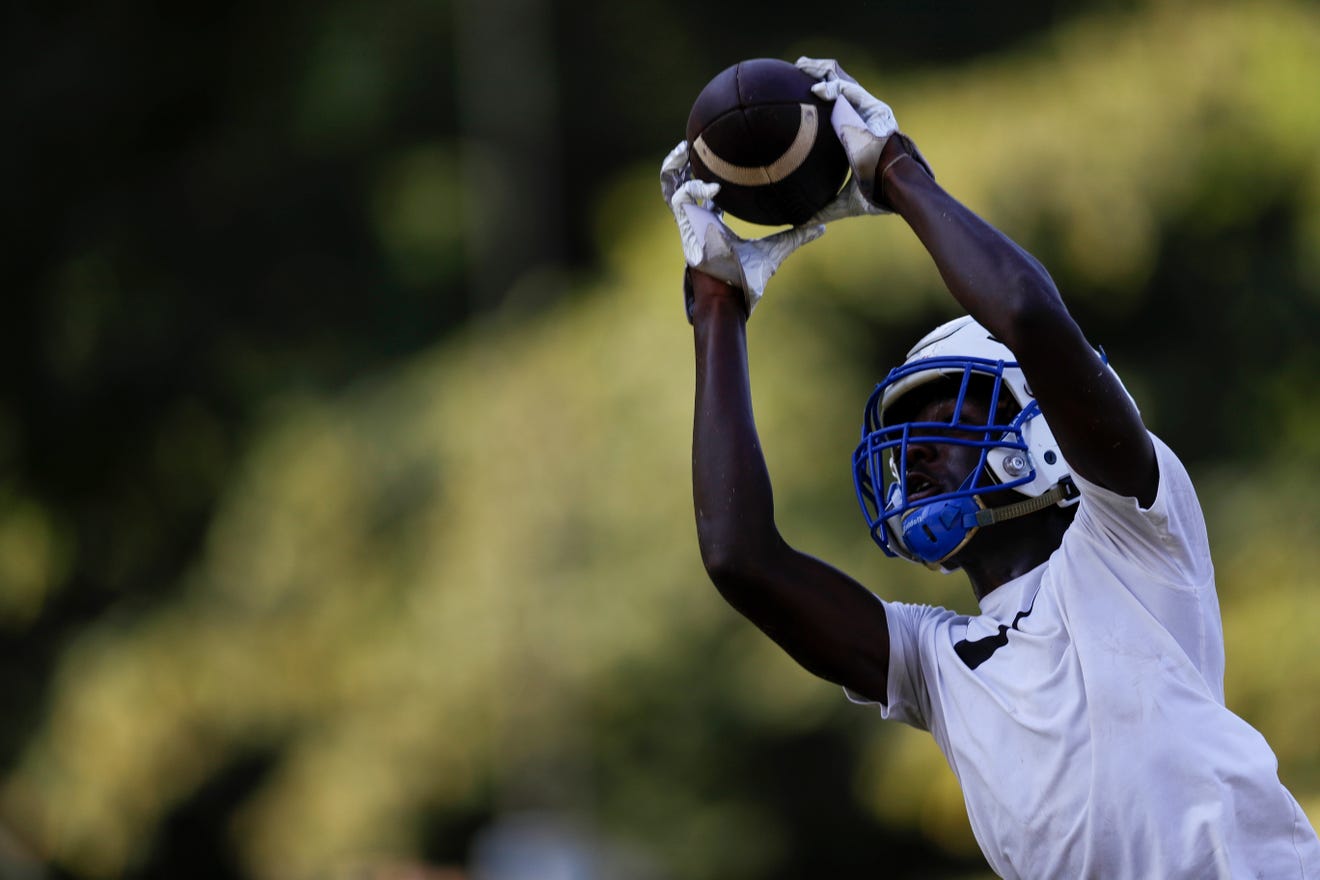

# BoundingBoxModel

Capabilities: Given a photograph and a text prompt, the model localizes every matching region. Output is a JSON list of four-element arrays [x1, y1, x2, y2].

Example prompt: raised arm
[[690, 269, 891, 703], [876, 137, 1158, 506]]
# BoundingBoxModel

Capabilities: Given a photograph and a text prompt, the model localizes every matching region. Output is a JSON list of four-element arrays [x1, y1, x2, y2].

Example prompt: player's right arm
[[690, 268, 891, 703]]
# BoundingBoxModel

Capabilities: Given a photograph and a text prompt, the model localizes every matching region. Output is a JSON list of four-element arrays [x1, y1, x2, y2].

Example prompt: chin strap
[[971, 479, 1079, 528], [899, 479, 1080, 570]]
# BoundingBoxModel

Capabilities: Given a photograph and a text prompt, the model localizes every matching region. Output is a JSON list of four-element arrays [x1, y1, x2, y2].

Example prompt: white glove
[[661, 140, 824, 318], [807, 174, 886, 224], [795, 57, 931, 219]]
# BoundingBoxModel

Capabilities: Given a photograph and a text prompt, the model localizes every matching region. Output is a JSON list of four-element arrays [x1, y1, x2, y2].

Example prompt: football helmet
[[852, 315, 1081, 569]]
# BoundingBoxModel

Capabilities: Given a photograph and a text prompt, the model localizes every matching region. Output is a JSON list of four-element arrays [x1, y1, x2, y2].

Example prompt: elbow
[[697, 533, 753, 586], [699, 543, 772, 618], [696, 520, 779, 597]]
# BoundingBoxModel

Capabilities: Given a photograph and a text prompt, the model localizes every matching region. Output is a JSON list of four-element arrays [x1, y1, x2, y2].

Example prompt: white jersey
[[859, 436, 1320, 879]]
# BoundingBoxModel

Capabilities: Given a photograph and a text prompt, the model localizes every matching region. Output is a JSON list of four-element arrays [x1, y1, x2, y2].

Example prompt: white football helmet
[[852, 315, 1084, 569]]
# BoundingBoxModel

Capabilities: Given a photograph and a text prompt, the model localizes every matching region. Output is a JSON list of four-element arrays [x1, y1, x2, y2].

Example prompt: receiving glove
[[795, 56, 932, 218], [661, 140, 824, 320]]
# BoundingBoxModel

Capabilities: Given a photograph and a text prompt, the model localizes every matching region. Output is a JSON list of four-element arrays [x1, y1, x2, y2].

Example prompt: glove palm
[[795, 56, 932, 220], [661, 140, 824, 318]]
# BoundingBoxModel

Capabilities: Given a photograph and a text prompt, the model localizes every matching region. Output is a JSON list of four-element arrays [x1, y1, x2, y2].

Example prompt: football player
[[661, 57, 1320, 878]]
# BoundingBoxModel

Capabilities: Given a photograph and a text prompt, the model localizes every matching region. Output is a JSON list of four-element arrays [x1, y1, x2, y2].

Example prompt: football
[[686, 58, 849, 227]]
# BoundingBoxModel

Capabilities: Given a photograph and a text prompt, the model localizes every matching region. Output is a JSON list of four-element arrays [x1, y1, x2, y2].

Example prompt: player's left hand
[[661, 140, 824, 320], [795, 56, 933, 217]]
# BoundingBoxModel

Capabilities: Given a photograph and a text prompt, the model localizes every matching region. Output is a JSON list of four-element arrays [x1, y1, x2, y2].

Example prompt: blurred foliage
[[2, 0, 1320, 878]]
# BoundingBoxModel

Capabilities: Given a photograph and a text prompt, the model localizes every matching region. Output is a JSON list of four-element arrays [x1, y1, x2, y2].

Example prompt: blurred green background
[[3, 0, 1319, 877]]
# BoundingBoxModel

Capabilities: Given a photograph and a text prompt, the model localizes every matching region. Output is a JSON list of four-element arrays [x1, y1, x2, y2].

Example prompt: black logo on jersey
[[954, 597, 1036, 670]]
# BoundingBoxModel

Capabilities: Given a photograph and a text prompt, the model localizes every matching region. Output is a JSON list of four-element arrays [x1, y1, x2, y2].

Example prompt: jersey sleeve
[[1068, 433, 1214, 588], [846, 599, 948, 731]]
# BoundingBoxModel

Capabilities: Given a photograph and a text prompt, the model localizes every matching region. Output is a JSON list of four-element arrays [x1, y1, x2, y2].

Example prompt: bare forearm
[[691, 291, 781, 572], [686, 271, 892, 698], [879, 147, 1068, 349], [876, 140, 1157, 502]]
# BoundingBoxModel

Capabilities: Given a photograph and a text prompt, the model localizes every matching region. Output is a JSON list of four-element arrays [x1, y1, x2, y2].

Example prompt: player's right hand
[[661, 140, 824, 321]]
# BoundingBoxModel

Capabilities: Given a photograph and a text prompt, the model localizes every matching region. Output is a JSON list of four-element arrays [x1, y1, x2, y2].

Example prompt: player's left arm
[[794, 57, 1156, 506], [877, 136, 1158, 507]]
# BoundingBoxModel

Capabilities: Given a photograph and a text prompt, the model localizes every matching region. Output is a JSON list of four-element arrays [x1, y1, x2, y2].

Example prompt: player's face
[[901, 394, 997, 503]]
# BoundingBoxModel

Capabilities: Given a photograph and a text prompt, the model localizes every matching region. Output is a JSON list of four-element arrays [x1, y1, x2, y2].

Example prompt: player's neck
[[958, 508, 1074, 602], [962, 553, 1050, 603]]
